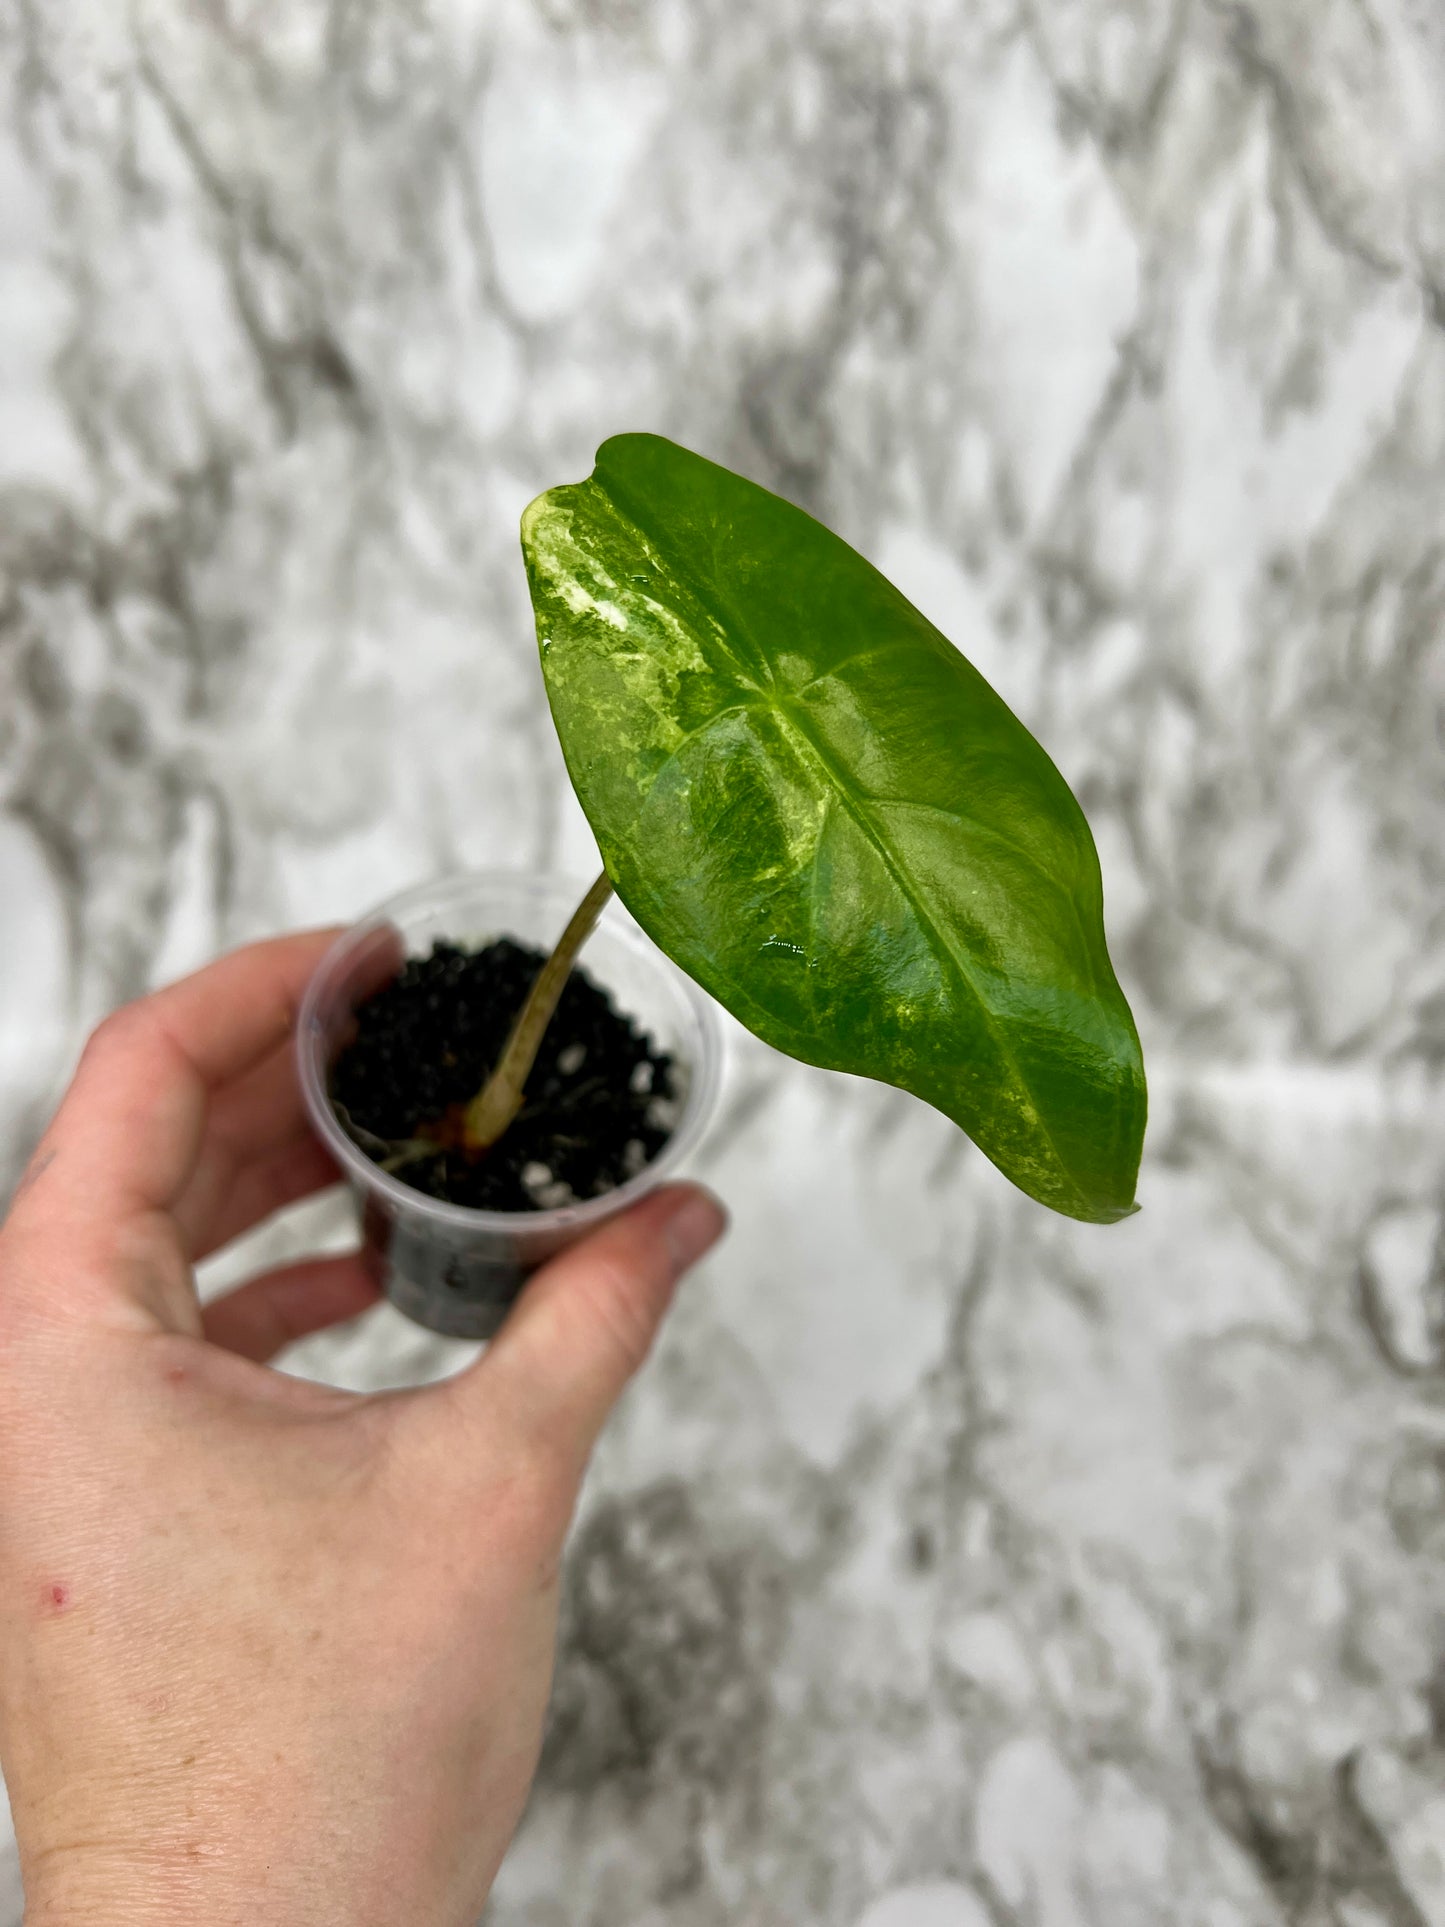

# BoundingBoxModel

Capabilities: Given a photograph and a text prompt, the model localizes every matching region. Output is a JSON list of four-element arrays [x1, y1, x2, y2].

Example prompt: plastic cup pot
[[297, 871, 722, 1340]]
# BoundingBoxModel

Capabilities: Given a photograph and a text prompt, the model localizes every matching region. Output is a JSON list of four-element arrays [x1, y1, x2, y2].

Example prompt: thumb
[[471, 1184, 727, 1478]]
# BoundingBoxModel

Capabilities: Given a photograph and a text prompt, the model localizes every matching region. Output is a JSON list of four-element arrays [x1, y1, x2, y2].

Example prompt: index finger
[[140, 927, 349, 1093], [10, 929, 345, 1233]]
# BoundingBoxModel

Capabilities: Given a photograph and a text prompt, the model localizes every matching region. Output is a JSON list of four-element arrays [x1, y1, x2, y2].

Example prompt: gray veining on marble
[[2, 1, 1445, 1922]]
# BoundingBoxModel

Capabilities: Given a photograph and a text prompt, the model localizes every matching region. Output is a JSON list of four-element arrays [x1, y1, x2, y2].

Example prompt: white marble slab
[[2, 0, 1445, 1921]]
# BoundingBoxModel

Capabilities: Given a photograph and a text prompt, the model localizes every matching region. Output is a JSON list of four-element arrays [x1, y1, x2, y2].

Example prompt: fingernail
[[664, 1189, 728, 1274]]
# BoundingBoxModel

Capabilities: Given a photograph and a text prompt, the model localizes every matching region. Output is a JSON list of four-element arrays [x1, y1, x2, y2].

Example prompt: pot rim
[[296, 868, 724, 1235]]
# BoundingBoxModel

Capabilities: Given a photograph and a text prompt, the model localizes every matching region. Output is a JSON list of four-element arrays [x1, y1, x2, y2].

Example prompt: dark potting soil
[[329, 938, 681, 1213]]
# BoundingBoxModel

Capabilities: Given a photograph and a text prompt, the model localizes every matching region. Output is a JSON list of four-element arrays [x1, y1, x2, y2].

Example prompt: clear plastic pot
[[296, 871, 723, 1340]]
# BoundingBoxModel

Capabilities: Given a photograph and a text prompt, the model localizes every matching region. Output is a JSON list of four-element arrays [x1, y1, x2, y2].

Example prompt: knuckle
[[80, 999, 148, 1064], [392, 1383, 577, 1540], [76, 1016, 115, 1070]]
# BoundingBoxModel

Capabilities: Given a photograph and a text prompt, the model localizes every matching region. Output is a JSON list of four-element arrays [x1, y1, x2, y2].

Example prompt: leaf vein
[[770, 709, 1084, 1205], [636, 701, 764, 805], [867, 795, 1098, 989], [789, 636, 916, 700]]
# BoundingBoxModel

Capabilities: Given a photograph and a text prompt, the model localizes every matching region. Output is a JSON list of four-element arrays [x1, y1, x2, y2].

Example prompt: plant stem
[[462, 869, 616, 1153]]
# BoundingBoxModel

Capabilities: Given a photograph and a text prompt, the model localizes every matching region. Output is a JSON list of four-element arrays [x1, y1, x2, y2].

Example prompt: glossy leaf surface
[[522, 434, 1146, 1222]]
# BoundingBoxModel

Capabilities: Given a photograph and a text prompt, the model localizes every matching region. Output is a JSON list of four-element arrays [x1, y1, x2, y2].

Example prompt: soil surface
[[330, 938, 681, 1212]]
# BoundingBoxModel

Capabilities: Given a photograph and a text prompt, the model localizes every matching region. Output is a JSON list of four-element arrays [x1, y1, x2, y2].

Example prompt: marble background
[[3, 0, 1445, 1921]]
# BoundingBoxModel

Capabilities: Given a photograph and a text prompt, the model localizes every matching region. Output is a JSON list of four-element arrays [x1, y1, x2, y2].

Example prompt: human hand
[[0, 931, 726, 1927]]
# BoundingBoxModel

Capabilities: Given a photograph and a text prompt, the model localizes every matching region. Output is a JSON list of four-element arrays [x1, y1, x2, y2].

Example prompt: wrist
[[12, 1759, 363, 1927], [25, 1867, 265, 1927], [21, 1846, 333, 1927]]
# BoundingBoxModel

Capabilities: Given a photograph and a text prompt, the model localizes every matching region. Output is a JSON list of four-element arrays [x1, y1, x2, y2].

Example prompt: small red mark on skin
[[165, 1364, 187, 1387], [46, 1583, 70, 1613]]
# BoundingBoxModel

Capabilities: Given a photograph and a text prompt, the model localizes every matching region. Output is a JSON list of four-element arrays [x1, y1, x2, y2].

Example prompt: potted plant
[[298, 434, 1146, 1338]]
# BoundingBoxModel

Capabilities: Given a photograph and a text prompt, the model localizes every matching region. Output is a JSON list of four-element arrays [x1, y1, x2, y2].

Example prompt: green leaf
[[522, 433, 1146, 1224]]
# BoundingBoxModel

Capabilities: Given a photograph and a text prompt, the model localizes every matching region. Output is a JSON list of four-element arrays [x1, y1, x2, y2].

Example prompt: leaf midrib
[[869, 797, 1100, 995]]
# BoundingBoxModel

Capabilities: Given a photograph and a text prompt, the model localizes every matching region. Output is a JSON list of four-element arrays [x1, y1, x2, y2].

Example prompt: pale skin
[[0, 930, 727, 1926]]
